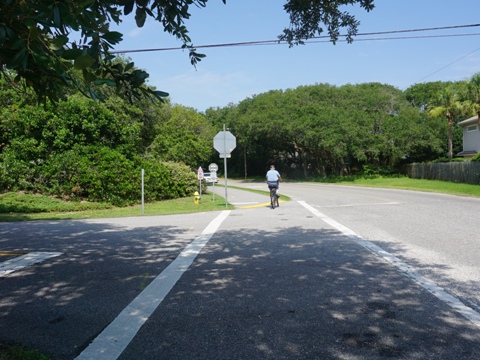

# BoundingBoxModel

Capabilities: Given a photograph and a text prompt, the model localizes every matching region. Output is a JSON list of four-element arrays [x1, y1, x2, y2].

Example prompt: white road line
[[298, 200, 480, 328], [0, 252, 63, 277], [75, 210, 231, 360]]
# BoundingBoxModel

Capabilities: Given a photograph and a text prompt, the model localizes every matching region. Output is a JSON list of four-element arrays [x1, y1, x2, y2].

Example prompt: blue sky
[[111, 0, 480, 112]]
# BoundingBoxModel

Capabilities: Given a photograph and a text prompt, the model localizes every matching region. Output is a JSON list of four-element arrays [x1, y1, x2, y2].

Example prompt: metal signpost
[[213, 125, 236, 207], [197, 166, 203, 198], [208, 163, 218, 201], [141, 169, 145, 214]]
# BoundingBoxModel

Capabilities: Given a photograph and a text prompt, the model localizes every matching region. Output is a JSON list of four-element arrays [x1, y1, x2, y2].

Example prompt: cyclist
[[266, 165, 282, 198]]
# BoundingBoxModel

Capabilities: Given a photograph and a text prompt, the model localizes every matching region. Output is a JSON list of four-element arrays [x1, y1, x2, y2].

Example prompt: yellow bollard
[[194, 191, 201, 204]]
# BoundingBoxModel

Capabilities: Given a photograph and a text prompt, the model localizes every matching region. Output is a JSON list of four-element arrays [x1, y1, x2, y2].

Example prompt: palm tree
[[429, 87, 466, 160], [466, 73, 480, 121]]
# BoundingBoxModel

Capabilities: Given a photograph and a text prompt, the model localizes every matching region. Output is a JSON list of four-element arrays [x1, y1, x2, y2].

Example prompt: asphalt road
[[1, 181, 480, 359]]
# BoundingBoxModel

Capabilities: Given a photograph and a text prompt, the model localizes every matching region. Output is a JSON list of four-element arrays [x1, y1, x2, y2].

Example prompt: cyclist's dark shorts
[[268, 181, 279, 188]]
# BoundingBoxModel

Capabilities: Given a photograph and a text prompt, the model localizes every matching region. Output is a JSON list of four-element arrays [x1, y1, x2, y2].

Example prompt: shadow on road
[[1, 219, 480, 359]]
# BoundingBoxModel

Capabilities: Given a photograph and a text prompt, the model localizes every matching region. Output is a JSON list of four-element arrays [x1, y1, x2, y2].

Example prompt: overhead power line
[[111, 23, 480, 54], [416, 46, 480, 82]]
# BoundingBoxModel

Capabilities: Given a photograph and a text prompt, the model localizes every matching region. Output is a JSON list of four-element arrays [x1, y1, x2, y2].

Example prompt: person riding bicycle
[[266, 165, 282, 197]]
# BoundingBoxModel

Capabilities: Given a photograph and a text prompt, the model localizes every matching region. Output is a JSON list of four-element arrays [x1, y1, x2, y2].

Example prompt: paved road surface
[[1, 181, 480, 359]]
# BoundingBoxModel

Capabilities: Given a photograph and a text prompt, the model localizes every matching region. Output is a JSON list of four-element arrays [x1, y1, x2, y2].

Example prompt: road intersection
[[1, 182, 480, 359]]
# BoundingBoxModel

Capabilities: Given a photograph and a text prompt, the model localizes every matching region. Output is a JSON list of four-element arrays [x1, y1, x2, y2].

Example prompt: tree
[[404, 81, 453, 110], [147, 104, 215, 167], [465, 73, 480, 120], [428, 87, 466, 160], [0, 0, 375, 104]]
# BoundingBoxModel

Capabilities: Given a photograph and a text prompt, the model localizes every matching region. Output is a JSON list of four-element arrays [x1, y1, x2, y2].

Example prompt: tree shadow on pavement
[[1, 219, 480, 359]]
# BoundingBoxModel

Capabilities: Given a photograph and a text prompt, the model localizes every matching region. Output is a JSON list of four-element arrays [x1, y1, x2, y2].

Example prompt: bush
[[163, 161, 198, 198], [0, 149, 39, 192], [360, 164, 397, 176], [471, 152, 480, 161], [38, 145, 139, 206], [34, 146, 198, 206], [432, 157, 466, 163], [0, 192, 112, 213], [138, 159, 198, 201]]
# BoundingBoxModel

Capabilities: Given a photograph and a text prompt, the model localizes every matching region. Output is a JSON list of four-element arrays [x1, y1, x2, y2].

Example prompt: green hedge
[[471, 152, 480, 161], [1, 145, 198, 206]]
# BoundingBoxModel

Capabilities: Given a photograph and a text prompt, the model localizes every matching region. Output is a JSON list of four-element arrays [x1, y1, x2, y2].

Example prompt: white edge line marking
[[298, 200, 480, 328], [75, 210, 231, 360], [0, 252, 63, 277]]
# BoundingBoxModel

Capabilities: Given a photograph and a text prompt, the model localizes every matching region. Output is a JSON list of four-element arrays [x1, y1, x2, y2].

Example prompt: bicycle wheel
[[270, 188, 276, 209]]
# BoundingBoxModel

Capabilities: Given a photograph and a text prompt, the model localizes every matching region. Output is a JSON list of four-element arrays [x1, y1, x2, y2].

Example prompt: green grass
[[0, 192, 233, 222], [325, 176, 480, 198], [1, 177, 478, 223]]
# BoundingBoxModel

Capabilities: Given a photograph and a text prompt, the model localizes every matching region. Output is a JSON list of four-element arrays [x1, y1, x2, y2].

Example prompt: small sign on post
[[208, 163, 218, 201], [197, 166, 203, 198]]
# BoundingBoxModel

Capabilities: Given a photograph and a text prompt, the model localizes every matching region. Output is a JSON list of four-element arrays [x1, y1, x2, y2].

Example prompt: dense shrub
[[0, 149, 40, 192], [471, 152, 480, 161], [38, 146, 139, 206], [162, 161, 198, 198], [138, 159, 198, 201], [432, 157, 466, 163], [0, 192, 112, 213], [33, 146, 197, 206]]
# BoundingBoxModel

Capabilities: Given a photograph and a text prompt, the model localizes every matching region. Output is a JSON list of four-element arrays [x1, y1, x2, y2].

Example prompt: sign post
[[141, 169, 145, 215], [208, 163, 218, 201], [197, 166, 203, 198], [213, 125, 236, 207]]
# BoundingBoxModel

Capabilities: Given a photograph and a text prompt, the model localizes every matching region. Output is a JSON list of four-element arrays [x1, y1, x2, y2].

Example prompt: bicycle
[[269, 185, 279, 209]]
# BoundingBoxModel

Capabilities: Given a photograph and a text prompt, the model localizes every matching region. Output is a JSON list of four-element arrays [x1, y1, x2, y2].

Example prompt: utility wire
[[416, 46, 480, 82], [111, 23, 480, 54]]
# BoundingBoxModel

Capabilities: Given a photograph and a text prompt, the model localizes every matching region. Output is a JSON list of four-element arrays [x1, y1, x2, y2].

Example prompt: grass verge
[[324, 176, 480, 198], [0, 192, 233, 222]]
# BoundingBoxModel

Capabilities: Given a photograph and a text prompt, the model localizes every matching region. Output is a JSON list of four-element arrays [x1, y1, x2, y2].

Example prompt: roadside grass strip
[[298, 200, 480, 329], [0, 252, 63, 277], [75, 210, 231, 360]]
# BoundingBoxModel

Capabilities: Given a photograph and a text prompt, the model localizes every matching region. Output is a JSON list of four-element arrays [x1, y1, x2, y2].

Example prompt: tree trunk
[[447, 115, 453, 160]]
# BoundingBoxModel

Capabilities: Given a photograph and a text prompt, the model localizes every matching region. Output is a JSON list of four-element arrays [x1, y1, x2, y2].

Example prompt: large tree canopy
[[206, 82, 446, 178], [0, 0, 374, 103]]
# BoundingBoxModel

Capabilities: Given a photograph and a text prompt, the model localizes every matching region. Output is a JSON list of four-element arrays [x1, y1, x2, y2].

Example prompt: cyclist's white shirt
[[266, 169, 281, 182]]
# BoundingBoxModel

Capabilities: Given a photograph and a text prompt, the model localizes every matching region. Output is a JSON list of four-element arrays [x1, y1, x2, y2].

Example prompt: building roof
[[458, 115, 479, 126], [457, 150, 478, 156]]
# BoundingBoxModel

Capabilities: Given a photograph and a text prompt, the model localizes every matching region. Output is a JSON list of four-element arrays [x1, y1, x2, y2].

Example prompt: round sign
[[209, 163, 218, 172]]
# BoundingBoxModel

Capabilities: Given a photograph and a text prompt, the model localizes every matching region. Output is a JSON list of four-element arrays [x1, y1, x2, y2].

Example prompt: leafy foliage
[[0, 192, 112, 214], [210, 82, 445, 178], [35, 146, 197, 206], [281, 0, 375, 45], [471, 152, 480, 161], [0, 0, 374, 104], [147, 105, 215, 167], [0, 81, 202, 205], [428, 86, 469, 160]]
